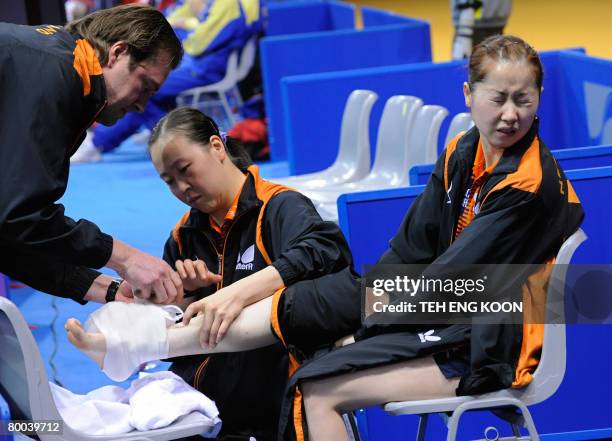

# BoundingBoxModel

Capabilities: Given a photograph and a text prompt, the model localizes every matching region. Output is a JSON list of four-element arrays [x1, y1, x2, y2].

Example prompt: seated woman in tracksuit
[[68, 35, 584, 440], [67, 106, 361, 440]]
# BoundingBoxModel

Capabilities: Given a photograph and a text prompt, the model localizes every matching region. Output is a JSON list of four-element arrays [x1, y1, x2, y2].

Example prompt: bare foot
[[65, 318, 106, 369]]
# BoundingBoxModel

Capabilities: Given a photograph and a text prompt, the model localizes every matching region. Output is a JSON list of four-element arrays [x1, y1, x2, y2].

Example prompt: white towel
[[50, 371, 221, 438]]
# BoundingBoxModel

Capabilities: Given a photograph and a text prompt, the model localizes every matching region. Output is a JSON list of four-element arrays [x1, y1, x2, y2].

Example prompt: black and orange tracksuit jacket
[[0, 23, 110, 302], [278, 120, 584, 441], [163, 166, 354, 440]]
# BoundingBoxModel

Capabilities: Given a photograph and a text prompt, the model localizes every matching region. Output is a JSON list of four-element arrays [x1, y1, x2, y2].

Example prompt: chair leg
[[219, 91, 237, 127], [512, 402, 539, 441], [446, 408, 464, 441], [231, 85, 244, 110], [416, 414, 428, 441]]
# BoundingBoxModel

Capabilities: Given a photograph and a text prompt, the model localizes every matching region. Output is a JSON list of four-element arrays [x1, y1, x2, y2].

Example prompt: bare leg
[[167, 296, 275, 357], [302, 356, 459, 441], [66, 297, 276, 370]]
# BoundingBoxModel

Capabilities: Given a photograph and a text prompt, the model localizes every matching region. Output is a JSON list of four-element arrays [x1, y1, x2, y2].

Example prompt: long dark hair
[[149, 107, 252, 172]]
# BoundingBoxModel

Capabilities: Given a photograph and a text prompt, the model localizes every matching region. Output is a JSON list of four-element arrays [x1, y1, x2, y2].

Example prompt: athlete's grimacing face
[[464, 59, 541, 151]]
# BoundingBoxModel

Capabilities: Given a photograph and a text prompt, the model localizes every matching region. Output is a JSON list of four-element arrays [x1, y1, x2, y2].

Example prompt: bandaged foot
[[65, 302, 183, 382]]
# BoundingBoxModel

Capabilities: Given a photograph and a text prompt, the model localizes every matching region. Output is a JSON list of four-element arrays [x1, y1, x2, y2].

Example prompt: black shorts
[[271, 267, 362, 359]]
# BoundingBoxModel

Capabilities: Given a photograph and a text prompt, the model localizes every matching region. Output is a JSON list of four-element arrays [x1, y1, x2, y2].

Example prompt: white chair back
[[444, 112, 474, 146]]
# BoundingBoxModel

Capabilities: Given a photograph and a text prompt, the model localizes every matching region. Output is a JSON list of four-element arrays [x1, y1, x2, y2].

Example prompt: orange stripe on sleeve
[[444, 133, 463, 192], [566, 180, 580, 204], [171, 210, 192, 256]]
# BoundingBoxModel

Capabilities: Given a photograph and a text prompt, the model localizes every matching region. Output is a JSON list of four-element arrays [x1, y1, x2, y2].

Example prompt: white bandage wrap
[[84, 302, 183, 382]]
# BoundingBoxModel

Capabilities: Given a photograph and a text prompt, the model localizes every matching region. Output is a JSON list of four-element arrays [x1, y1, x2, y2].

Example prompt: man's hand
[[175, 259, 222, 292], [107, 240, 184, 304], [115, 280, 134, 303], [182, 285, 246, 348]]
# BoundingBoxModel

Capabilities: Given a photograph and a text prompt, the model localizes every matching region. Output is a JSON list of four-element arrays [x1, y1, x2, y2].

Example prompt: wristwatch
[[105, 279, 123, 303]]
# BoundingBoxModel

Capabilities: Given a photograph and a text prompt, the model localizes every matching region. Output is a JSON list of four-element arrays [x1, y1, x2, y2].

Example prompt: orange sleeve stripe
[[293, 388, 305, 441], [566, 179, 580, 204], [512, 256, 554, 389], [72, 39, 102, 96], [171, 210, 192, 256], [444, 133, 463, 192], [270, 287, 288, 347], [250, 164, 295, 266]]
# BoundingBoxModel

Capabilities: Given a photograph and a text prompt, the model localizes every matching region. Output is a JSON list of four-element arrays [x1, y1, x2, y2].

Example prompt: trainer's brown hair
[[65, 4, 183, 70], [469, 35, 543, 92]]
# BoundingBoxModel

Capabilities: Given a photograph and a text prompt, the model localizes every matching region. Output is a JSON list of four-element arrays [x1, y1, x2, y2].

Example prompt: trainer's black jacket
[[163, 165, 353, 440], [278, 119, 584, 441], [0, 23, 111, 302]]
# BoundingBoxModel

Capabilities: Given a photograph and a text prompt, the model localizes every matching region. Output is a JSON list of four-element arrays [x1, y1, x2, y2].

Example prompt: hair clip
[[220, 131, 227, 143]]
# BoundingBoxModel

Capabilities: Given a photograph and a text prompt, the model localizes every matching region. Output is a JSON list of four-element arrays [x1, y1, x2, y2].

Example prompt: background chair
[[230, 37, 259, 109], [444, 112, 474, 147], [311, 102, 448, 221], [0, 297, 215, 440], [276, 89, 379, 189], [383, 228, 587, 441], [176, 51, 240, 130], [304, 95, 423, 201]]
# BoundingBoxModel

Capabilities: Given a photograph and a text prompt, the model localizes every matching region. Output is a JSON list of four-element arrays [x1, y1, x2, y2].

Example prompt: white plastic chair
[[444, 112, 474, 147], [176, 51, 240, 128], [301, 95, 422, 198], [0, 297, 215, 440], [275, 89, 379, 189], [311, 103, 448, 221], [383, 228, 587, 441], [230, 37, 258, 109]]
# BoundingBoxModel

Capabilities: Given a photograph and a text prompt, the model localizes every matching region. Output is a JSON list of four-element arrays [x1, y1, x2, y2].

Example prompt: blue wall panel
[[262, 21, 431, 162]]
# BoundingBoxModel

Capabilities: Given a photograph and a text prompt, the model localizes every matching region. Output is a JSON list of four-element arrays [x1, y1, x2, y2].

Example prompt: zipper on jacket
[[193, 357, 210, 390], [192, 208, 255, 389]]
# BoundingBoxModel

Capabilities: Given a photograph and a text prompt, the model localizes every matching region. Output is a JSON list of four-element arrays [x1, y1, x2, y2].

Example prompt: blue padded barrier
[[338, 166, 612, 440], [556, 52, 612, 148], [267, 1, 355, 36], [409, 144, 612, 185], [281, 50, 588, 175], [261, 13, 431, 163]]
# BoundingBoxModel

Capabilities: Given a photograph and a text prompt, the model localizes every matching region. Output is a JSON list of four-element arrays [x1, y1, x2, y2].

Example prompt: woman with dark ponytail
[[66, 107, 361, 441]]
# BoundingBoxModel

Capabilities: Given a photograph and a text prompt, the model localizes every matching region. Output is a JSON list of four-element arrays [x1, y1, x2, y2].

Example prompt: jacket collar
[[71, 36, 107, 108], [455, 118, 540, 176]]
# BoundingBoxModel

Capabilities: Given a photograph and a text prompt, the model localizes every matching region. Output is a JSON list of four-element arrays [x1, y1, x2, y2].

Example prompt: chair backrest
[[0, 298, 62, 423], [368, 95, 423, 186], [409, 104, 449, 166], [210, 50, 240, 91], [236, 37, 258, 82], [444, 112, 473, 146], [176, 51, 240, 106], [330, 89, 379, 178], [522, 228, 587, 404]]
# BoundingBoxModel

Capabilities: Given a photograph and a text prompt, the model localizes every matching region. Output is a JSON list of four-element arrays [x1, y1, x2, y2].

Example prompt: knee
[[302, 380, 336, 414]]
